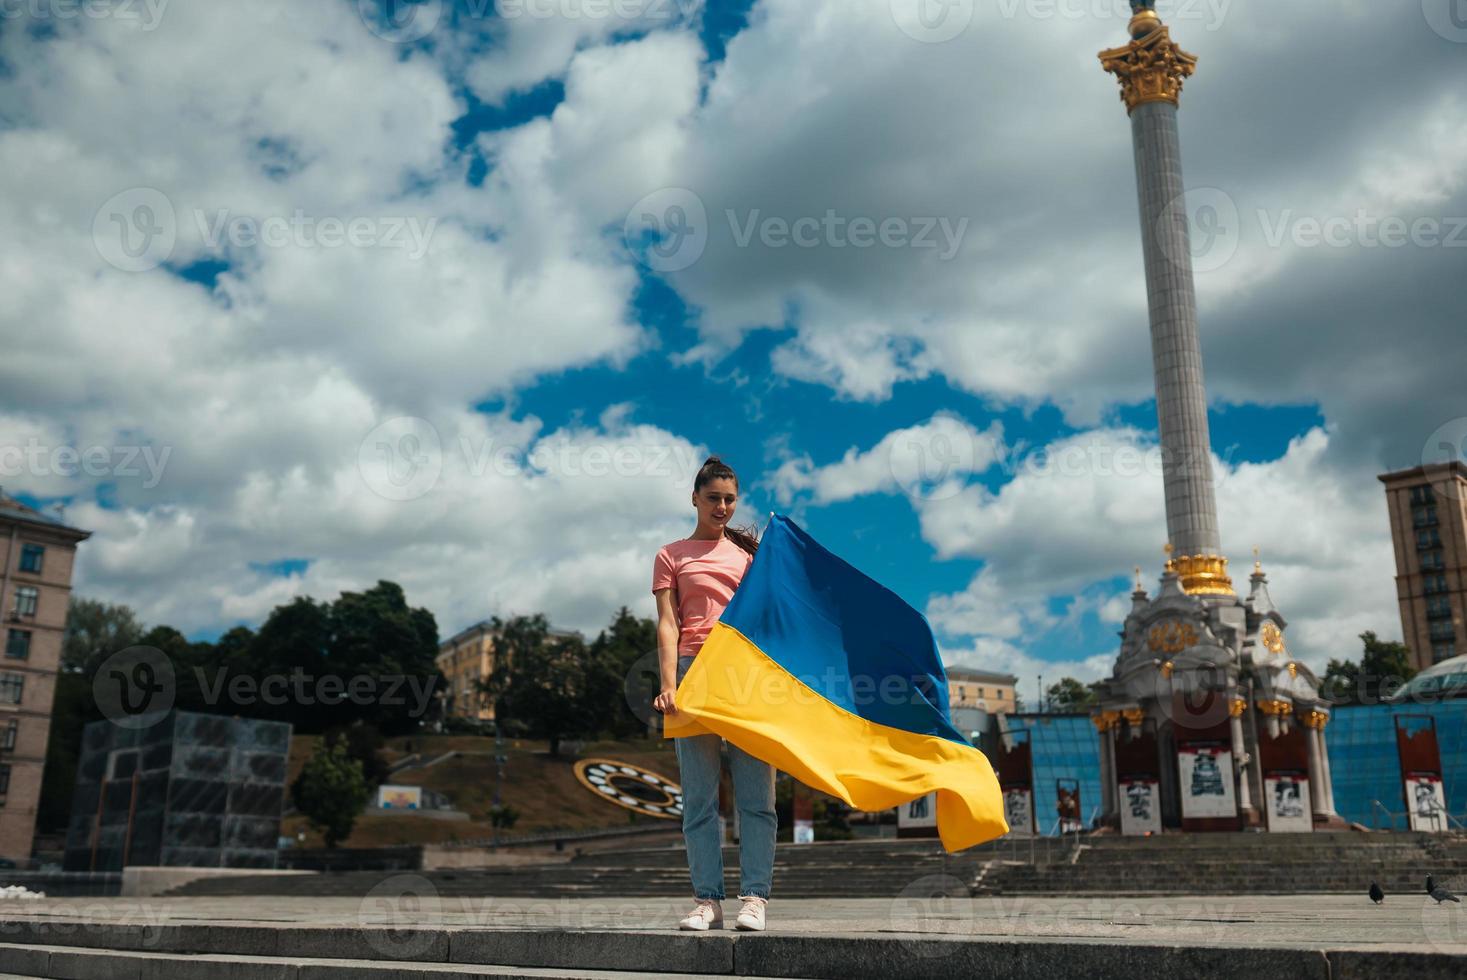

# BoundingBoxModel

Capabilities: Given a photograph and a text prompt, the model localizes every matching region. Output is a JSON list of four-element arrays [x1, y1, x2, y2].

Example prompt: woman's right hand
[[652, 687, 677, 715]]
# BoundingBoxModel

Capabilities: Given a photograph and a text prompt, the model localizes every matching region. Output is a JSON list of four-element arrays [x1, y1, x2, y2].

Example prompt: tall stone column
[[1229, 700, 1253, 815], [1305, 723, 1327, 817], [1319, 730, 1337, 813], [1305, 712, 1337, 817], [1094, 716, 1118, 821], [1101, 2, 1231, 594]]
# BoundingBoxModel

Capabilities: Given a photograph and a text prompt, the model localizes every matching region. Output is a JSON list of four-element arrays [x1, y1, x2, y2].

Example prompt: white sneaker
[[735, 894, 767, 931], [678, 898, 723, 931]]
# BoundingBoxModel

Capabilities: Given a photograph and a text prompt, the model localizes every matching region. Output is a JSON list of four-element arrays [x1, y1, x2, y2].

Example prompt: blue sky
[[2, 1, 1461, 704]]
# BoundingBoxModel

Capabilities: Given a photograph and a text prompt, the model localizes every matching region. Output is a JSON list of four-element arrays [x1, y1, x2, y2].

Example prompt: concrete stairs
[[1, 916, 1458, 980], [977, 831, 1467, 895], [171, 839, 995, 899], [164, 833, 1467, 901]]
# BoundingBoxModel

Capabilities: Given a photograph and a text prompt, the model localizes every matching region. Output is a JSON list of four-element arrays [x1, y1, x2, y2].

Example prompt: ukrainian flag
[[664, 513, 1009, 852]]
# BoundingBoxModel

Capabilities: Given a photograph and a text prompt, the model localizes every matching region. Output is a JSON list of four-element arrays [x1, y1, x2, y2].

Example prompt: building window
[[0, 763, 10, 798], [12, 586, 37, 618], [0, 673, 23, 704], [18, 544, 43, 574], [1429, 621, 1457, 643], [1413, 504, 1439, 528], [1417, 528, 1442, 551], [1411, 485, 1435, 506], [1427, 596, 1454, 619], [1425, 574, 1449, 595], [1422, 550, 1445, 571], [4, 631, 27, 661], [1, 719, 16, 751], [1433, 642, 1456, 664]]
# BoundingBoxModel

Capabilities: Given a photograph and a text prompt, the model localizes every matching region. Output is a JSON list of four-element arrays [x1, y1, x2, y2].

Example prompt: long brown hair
[[694, 455, 760, 558]]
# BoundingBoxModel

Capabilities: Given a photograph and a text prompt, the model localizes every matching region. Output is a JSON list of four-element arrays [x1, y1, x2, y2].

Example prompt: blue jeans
[[673, 654, 777, 900]]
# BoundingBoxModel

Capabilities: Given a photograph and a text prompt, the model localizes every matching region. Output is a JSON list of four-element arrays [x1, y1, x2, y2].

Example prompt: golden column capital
[[1099, 22, 1198, 114], [1228, 697, 1247, 718], [1164, 553, 1235, 596]]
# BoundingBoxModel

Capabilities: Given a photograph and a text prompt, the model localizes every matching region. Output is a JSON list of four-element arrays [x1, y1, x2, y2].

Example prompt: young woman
[[651, 455, 776, 931]]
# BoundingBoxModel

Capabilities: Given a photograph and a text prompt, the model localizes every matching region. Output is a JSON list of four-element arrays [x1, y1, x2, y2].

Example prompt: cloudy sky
[[3, 0, 1463, 704]]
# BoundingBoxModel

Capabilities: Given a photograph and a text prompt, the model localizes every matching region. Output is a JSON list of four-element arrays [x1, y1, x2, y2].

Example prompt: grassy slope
[[282, 734, 683, 849]]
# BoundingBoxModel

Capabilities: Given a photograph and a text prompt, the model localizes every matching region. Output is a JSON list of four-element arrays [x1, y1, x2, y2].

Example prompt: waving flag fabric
[[664, 513, 1008, 852]]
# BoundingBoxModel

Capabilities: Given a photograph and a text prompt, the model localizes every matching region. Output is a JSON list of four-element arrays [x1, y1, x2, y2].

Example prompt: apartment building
[[0, 491, 91, 862], [435, 619, 584, 723], [1379, 461, 1467, 669], [947, 666, 1020, 715]]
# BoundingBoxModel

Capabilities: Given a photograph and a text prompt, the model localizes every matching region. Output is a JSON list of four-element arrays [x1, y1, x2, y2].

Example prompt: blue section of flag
[[719, 513, 970, 748]]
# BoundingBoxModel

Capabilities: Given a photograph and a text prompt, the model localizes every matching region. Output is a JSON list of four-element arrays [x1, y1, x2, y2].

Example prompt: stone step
[[2, 925, 1464, 980], [0, 944, 802, 980]]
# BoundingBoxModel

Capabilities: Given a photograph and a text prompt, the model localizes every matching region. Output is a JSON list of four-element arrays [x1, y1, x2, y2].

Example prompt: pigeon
[[1369, 882, 1384, 904], [1427, 876, 1460, 904]]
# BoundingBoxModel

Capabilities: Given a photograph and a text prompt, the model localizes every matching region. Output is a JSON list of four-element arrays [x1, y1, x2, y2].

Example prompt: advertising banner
[[898, 791, 937, 829], [1264, 775, 1312, 832], [1119, 777, 1161, 836], [1406, 774, 1449, 832], [1178, 745, 1236, 820], [1002, 786, 1034, 836], [377, 785, 422, 810]]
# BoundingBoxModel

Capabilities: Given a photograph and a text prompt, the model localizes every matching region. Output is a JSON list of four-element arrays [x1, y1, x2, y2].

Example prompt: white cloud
[[787, 421, 1400, 676], [463, 0, 704, 104], [768, 413, 1005, 506], [0, 4, 708, 640]]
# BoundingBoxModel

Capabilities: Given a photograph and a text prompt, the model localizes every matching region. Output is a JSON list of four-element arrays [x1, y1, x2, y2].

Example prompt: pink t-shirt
[[651, 536, 754, 657]]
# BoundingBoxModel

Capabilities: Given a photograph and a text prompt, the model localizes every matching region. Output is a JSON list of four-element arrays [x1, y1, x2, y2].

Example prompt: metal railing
[[1369, 799, 1403, 831], [1370, 797, 1467, 833], [991, 807, 1102, 868]]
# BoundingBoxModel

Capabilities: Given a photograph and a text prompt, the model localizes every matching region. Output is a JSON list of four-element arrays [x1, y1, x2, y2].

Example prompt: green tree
[[291, 739, 369, 848], [41, 597, 149, 832], [1045, 677, 1098, 713], [1320, 659, 1359, 705], [37, 670, 92, 832], [322, 722, 390, 790], [480, 614, 595, 756], [246, 582, 441, 734], [586, 606, 658, 739], [1322, 630, 1417, 705], [61, 596, 145, 675]]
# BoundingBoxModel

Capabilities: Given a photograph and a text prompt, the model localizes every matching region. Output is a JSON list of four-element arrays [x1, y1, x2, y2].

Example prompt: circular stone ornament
[[572, 758, 683, 820]]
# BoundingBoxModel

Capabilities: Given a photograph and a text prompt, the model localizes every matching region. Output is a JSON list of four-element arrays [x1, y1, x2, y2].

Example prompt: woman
[[651, 455, 776, 931]]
